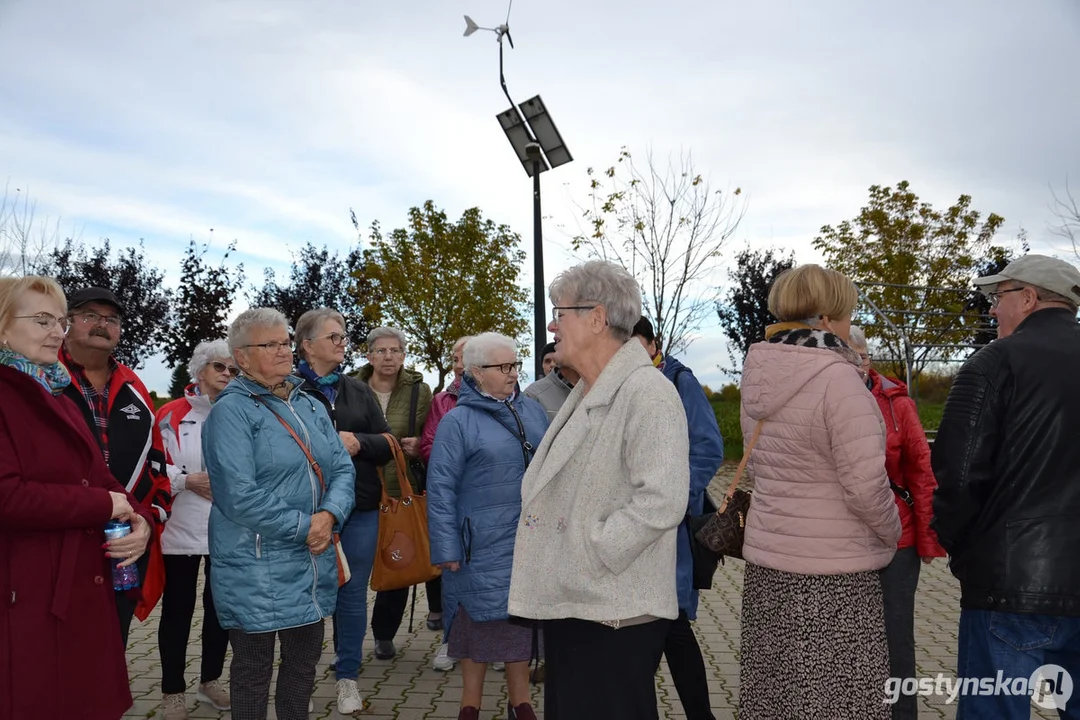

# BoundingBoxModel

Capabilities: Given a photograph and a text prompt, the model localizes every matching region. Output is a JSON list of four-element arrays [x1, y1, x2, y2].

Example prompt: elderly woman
[[507, 261, 690, 720], [847, 326, 945, 720], [738, 266, 901, 719], [293, 307, 393, 716], [154, 339, 236, 720], [0, 275, 152, 720], [203, 308, 355, 720], [428, 332, 549, 720]]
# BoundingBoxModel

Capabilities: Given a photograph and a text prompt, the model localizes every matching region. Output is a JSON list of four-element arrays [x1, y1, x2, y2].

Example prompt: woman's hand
[[109, 491, 133, 520], [339, 431, 361, 457], [437, 561, 460, 572], [185, 472, 213, 502], [400, 436, 421, 458], [307, 511, 335, 554], [106, 513, 151, 568]]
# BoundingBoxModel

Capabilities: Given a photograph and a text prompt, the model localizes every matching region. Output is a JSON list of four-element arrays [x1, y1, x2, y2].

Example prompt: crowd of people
[[1, 253, 1078, 720]]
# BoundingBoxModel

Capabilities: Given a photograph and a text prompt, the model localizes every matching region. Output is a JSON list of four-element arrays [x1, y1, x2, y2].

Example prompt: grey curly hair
[[549, 260, 642, 342], [187, 339, 232, 380]]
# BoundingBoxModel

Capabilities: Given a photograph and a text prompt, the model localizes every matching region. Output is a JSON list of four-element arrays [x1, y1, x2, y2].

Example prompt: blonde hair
[[0, 275, 67, 335], [768, 264, 859, 322]]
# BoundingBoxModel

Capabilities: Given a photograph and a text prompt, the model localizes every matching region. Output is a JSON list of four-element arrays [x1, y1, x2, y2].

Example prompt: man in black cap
[[540, 341, 557, 378], [933, 255, 1080, 718], [59, 287, 170, 646]]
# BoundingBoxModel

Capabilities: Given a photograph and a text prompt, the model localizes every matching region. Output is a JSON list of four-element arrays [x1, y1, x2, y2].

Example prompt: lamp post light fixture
[[464, 12, 573, 379]]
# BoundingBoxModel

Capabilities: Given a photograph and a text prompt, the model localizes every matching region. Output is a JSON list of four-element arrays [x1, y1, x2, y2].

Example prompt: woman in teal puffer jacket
[[427, 332, 549, 720], [203, 308, 355, 720]]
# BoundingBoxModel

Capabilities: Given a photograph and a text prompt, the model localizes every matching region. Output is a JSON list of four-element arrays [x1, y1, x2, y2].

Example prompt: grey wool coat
[[507, 340, 690, 623]]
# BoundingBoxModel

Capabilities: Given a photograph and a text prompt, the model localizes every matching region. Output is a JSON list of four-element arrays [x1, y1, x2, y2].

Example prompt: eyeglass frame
[[240, 340, 292, 353], [551, 305, 598, 325], [309, 332, 349, 347], [479, 361, 523, 375], [208, 360, 241, 377], [69, 310, 123, 328], [987, 287, 1026, 308], [368, 347, 405, 357], [13, 312, 70, 335]]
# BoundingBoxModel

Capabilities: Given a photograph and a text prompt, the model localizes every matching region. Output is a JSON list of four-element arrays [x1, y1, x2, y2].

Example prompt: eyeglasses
[[71, 311, 122, 328], [480, 361, 523, 375], [370, 347, 404, 356], [551, 305, 597, 325], [858, 353, 872, 363], [242, 340, 291, 353], [988, 287, 1025, 308], [209, 361, 241, 377], [312, 332, 349, 347], [14, 312, 70, 335]]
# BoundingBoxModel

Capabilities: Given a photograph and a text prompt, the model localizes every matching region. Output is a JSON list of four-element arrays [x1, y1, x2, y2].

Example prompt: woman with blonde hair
[[738, 264, 901, 719]]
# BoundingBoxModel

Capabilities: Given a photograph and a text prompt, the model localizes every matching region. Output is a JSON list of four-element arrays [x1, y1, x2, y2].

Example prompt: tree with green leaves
[[716, 246, 795, 374], [249, 242, 376, 369], [356, 200, 530, 391], [812, 181, 1004, 380], [34, 238, 171, 369], [571, 146, 745, 355], [164, 239, 245, 392]]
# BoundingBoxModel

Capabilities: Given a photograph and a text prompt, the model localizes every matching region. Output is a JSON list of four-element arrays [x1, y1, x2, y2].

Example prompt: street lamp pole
[[465, 14, 572, 380]]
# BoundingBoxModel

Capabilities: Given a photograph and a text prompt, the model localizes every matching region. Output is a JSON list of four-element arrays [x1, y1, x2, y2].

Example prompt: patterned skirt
[[740, 562, 891, 720]]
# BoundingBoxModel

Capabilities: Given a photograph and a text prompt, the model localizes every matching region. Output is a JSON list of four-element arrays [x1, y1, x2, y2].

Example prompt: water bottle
[[103, 520, 141, 591]]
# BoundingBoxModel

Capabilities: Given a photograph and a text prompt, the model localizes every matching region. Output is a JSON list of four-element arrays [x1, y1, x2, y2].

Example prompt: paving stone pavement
[[121, 472, 1059, 719]]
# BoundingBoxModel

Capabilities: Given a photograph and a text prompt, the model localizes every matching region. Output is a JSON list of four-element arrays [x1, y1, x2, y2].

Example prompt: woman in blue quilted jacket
[[426, 332, 549, 720]]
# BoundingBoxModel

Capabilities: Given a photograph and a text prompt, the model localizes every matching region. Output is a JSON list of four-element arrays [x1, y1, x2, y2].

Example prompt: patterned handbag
[[695, 420, 764, 559]]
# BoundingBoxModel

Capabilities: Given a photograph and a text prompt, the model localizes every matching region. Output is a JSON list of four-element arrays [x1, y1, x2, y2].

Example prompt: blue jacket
[[663, 355, 725, 618], [426, 376, 549, 636], [203, 376, 356, 633]]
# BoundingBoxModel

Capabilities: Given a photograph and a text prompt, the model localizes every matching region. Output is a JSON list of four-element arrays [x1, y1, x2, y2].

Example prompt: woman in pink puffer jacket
[[737, 264, 901, 720]]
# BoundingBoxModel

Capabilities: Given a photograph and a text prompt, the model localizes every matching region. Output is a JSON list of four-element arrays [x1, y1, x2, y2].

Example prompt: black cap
[[541, 341, 557, 357], [68, 287, 125, 316]]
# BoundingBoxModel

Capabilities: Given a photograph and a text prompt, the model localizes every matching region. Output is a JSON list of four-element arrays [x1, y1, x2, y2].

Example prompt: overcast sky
[[2, 0, 1078, 393]]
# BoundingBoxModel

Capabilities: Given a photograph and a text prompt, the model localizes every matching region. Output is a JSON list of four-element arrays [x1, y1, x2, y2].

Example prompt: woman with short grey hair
[[204, 308, 356, 720], [507, 260, 691, 719], [156, 338, 238, 718], [294, 308, 347, 362], [428, 332, 549, 720], [366, 325, 408, 352]]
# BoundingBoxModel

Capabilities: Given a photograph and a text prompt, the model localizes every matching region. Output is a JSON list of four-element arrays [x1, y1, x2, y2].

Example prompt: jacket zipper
[[286, 394, 326, 614], [887, 397, 899, 432], [506, 403, 533, 468], [461, 517, 473, 565], [255, 533, 262, 559]]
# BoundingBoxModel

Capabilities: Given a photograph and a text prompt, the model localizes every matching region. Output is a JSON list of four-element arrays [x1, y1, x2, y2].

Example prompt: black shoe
[[426, 614, 443, 631], [374, 639, 396, 660]]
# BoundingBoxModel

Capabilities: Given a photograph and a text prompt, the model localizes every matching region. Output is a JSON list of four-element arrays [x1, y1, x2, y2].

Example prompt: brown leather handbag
[[694, 419, 764, 559], [370, 433, 441, 592]]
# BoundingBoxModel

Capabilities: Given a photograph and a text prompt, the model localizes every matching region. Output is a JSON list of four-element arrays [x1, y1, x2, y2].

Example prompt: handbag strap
[[408, 381, 420, 437], [256, 398, 327, 493], [377, 432, 415, 500], [719, 419, 765, 512]]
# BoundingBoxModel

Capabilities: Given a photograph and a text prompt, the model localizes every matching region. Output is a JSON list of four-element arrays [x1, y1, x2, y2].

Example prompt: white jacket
[[507, 341, 690, 623], [155, 387, 213, 555]]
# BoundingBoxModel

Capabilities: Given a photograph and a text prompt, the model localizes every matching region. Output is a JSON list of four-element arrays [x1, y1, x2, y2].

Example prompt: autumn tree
[[813, 181, 1004, 380], [356, 200, 530, 391], [34, 238, 172, 369], [715, 246, 795, 374], [249, 242, 376, 369], [572, 146, 745, 355], [164, 239, 245, 396]]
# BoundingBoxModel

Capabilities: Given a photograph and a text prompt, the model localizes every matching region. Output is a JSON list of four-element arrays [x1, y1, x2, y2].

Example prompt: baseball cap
[[973, 255, 1080, 305], [68, 287, 126, 316], [541, 341, 556, 357]]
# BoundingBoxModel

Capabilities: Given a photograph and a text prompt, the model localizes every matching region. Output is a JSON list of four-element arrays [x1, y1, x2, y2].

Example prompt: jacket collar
[[577, 340, 653, 411], [184, 383, 213, 412], [1014, 307, 1079, 335]]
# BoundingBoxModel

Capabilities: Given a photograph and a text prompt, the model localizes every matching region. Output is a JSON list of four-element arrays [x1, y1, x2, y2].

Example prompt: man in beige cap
[[931, 254, 1080, 718]]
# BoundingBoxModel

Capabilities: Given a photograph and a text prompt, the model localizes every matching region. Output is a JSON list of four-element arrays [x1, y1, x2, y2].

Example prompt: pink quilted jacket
[[739, 341, 901, 574]]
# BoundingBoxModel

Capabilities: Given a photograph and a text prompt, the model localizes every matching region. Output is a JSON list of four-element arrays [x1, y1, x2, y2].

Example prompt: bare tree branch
[[1049, 177, 1080, 259], [0, 181, 67, 276]]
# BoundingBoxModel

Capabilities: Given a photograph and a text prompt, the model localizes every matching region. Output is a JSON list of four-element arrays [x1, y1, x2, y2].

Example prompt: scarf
[[446, 376, 462, 396], [0, 347, 72, 395], [651, 350, 666, 372], [764, 322, 863, 368], [298, 360, 340, 404]]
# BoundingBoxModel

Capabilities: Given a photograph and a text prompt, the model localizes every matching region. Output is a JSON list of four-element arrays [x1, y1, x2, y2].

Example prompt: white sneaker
[[492, 661, 505, 671], [336, 678, 364, 714], [432, 643, 455, 671]]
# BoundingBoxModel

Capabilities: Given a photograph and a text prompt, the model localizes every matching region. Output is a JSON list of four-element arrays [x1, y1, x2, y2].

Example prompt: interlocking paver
[[118, 470, 1045, 719]]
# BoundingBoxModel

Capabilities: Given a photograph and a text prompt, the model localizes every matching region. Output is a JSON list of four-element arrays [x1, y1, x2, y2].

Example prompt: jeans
[[956, 608, 1080, 720], [880, 547, 921, 720], [334, 509, 380, 680]]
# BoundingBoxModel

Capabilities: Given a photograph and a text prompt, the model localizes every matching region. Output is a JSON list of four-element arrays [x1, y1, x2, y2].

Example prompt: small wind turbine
[[462, 0, 514, 47]]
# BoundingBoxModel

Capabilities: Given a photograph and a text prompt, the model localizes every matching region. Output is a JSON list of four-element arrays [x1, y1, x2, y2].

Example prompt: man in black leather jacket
[[932, 254, 1080, 719]]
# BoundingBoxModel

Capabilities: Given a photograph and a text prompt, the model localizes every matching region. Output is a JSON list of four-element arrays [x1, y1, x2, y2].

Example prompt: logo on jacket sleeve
[[119, 403, 142, 419]]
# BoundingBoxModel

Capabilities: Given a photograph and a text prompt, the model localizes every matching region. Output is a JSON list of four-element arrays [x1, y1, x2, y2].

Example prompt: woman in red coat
[[0, 275, 153, 720], [849, 326, 946, 720]]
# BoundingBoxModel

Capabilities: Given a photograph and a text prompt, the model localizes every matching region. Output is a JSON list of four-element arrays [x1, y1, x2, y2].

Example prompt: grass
[[711, 399, 946, 461]]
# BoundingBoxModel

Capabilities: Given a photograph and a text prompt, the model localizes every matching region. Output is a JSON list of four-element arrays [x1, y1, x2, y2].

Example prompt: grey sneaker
[[374, 639, 397, 659], [196, 679, 231, 710], [161, 693, 188, 720]]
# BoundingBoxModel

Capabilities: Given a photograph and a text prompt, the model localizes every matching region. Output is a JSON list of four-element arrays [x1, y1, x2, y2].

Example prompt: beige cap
[[974, 254, 1080, 304]]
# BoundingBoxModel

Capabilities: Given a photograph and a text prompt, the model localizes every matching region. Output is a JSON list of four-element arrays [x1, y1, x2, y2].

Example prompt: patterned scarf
[[446, 376, 462, 396], [764, 322, 863, 368], [297, 359, 340, 404], [0, 347, 72, 395]]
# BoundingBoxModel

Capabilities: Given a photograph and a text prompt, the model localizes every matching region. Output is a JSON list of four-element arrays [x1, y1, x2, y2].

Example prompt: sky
[[1, 0, 1078, 394]]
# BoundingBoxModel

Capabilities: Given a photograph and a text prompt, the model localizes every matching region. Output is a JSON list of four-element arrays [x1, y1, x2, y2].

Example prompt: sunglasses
[[210, 361, 241, 377]]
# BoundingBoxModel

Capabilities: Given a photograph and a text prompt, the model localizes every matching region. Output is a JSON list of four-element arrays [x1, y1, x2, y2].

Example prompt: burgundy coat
[[0, 364, 152, 720]]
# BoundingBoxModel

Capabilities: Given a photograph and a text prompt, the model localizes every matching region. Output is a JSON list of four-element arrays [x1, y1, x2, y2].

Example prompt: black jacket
[[301, 374, 393, 513], [931, 308, 1080, 616]]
